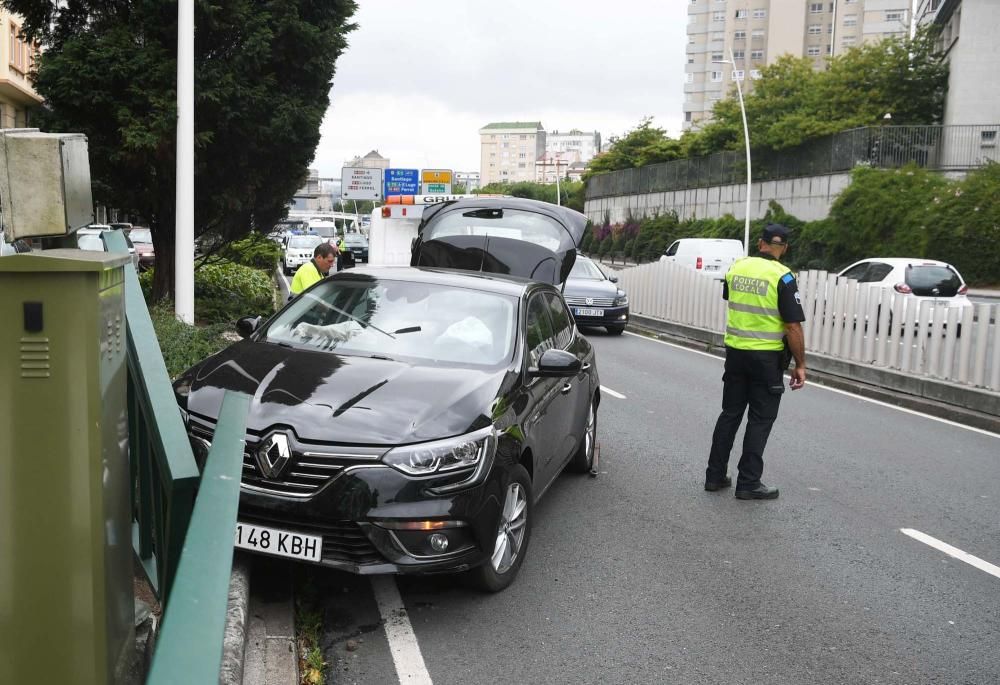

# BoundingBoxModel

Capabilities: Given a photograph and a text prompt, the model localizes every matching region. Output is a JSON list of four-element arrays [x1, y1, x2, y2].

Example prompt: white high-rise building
[[479, 122, 546, 185], [545, 129, 602, 165], [684, 0, 912, 130]]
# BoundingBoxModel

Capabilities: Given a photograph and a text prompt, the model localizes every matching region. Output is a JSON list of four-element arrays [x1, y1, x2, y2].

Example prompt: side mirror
[[235, 315, 262, 339], [609, 275, 619, 283], [528, 348, 582, 378]]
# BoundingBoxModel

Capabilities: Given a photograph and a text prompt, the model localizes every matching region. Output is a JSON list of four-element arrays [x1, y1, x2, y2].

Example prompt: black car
[[342, 233, 369, 263], [563, 254, 630, 335], [175, 198, 600, 591]]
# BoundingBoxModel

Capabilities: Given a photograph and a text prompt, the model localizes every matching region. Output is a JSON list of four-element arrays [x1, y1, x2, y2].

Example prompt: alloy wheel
[[491, 481, 528, 574]]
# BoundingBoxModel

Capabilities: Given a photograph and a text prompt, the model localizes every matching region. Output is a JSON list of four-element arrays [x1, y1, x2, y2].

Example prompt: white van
[[659, 238, 744, 279]]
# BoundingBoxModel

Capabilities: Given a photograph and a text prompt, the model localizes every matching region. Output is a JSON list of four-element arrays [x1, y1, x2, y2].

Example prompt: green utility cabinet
[[0, 250, 133, 684]]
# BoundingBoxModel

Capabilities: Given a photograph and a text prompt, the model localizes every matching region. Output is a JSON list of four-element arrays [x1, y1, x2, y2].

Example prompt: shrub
[[148, 302, 232, 378], [195, 261, 276, 324], [221, 233, 283, 272], [924, 163, 1000, 284], [141, 261, 276, 324]]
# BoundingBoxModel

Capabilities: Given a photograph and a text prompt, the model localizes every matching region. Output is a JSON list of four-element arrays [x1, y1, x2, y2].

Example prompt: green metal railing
[[586, 124, 1000, 200], [104, 231, 249, 682]]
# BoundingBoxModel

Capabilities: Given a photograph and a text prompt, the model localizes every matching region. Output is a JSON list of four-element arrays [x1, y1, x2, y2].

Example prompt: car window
[[865, 263, 893, 282], [288, 236, 322, 249], [525, 294, 556, 367], [665, 241, 679, 257], [543, 293, 574, 349], [129, 228, 152, 243], [424, 208, 567, 252], [343, 235, 368, 246], [905, 265, 962, 296], [840, 262, 869, 281], [569, 257, 605, 280], [77, 234, 105, 251], [264, 278, 516, 366]]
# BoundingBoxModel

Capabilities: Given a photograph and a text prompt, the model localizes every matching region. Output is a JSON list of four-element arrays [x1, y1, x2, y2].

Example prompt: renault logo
[[586, 297, 594, 306], [256, 432, 291, 479]]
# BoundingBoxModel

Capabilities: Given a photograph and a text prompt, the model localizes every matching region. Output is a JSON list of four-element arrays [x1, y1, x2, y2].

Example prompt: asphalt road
[[300, 328, 999, 685]]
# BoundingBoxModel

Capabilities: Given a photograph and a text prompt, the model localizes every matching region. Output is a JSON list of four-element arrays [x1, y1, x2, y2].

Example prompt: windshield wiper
[[393, 326, 422, 334], [323, 303, 396, 340]]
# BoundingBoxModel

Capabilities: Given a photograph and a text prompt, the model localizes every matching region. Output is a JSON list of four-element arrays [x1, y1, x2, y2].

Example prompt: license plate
[[705, 264, 720, 271], [234, 522, 322, 562], [575, 308, 604, 317]]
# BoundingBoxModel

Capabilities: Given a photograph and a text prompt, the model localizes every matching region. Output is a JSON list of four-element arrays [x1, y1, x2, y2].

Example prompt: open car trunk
[[410, 198, 588, 286]]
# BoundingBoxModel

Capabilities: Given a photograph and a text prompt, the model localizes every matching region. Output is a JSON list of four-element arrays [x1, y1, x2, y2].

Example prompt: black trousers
[[707, 347, 785, 489]]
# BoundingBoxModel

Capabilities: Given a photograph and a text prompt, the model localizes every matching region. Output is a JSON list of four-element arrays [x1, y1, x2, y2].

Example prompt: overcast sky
[[311, 1, 687, 179]]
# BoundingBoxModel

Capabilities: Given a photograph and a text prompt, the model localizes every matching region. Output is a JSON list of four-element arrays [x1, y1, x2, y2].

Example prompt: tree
[[4, 0, 358, 301], [585, 117, 680, 178]]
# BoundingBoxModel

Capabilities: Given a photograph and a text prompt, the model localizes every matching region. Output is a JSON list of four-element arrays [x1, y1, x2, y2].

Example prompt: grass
[[294, 571, 326, 685]]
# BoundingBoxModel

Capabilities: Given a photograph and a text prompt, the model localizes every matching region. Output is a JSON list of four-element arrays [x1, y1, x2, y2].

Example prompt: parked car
[[175, 197, 599, 592], [127, 227, 155, 270], [341, 233, 369, 263], [659, 238, 744, 279], [837, 258, 973, 325], [1, 234, 32, 256], [76, 225, 139, 268], [564, 253, 629, 335], [282, 234, 324, 275]]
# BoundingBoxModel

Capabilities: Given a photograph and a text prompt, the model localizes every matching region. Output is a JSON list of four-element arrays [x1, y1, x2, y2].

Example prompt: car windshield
[[130, 228, 152, 243], [423, 208, 566, 252], [265, 278, 516, 366], [569, 257, 605, 280], [343, 235, 368, 246], [905, 265, 962, 297], [288, 235, 322, 250]]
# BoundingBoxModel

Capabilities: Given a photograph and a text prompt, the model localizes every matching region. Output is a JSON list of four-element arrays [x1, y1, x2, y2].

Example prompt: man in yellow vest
[[290, 242, 337, 295], [705, 223, 807, 500]]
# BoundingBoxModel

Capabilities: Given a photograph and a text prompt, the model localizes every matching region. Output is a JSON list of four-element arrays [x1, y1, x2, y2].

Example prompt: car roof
[[332, 265, 539, 297], [848, 258, 954, 268]]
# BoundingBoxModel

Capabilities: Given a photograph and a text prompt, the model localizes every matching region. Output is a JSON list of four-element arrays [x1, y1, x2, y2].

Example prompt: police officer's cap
[[761, 223, 791, 245]]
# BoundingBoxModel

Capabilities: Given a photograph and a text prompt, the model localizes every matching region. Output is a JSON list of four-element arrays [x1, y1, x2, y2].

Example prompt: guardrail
[[617, 260, 1000, 393], [104, 231, 250, 682], [586, 125, 1000, 200]]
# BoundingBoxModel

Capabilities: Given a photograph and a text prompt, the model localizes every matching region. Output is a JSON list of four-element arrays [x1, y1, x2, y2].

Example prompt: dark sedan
[[175, 198, 600, 592], [342, 233, 369, 263], [563, 254, 629, 335]]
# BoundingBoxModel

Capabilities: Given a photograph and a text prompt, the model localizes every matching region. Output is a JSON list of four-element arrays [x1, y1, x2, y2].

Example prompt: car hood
[[564, 277, 620, 299], [410, 198, 587, 286], [183, 340, 509, 445]]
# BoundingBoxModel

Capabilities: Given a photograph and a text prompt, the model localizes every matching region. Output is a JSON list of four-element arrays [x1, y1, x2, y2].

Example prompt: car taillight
[[894, 282, 912, 294], [382, 206, 391, 218], [696, 257, 703, 270], [958, 284, 968, 295]]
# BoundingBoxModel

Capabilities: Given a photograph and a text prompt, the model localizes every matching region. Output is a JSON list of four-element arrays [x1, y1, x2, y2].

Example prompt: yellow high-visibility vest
[[723, 256, 789, 351]]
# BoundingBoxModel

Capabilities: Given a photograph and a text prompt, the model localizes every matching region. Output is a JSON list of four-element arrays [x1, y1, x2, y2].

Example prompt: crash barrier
[[104, 231, 250, 683], [616, 260, 1000, 394], [586, 125, 1000, 200]]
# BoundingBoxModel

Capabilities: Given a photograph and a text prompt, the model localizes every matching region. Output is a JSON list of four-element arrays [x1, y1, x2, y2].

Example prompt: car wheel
[[468, 465, 532, 593], [607, 325, 625, 335], [569, 394, 597, 473]]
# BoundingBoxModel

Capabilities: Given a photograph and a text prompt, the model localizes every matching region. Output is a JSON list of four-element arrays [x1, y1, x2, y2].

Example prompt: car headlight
[[383, 426, 496, 476], [614, 292, 629, 306]]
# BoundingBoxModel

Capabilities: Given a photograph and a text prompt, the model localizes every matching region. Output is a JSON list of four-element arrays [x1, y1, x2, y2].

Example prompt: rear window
[[905, 265, 962, 296], [424, 208, 566, 252], [130, 228, 152, 243]]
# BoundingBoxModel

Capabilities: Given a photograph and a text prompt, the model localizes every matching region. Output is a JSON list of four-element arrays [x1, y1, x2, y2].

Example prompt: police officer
[[290, 242, 337, 295], [705, 223, 807, 500]]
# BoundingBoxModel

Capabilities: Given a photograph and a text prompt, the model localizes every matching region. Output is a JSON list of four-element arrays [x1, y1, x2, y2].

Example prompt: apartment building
[[916, 0, 1000, 127], [344, 150, 390, 171], [684, 0, 911, 130], [545, 129, 602, 165], [1, 11, 42, 129], [454, 171, 481, 191], [479, 122, 546, 185]]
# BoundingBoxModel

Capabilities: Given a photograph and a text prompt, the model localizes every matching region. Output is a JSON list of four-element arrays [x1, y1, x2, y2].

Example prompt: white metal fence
[[615, 261, 1000, 392]]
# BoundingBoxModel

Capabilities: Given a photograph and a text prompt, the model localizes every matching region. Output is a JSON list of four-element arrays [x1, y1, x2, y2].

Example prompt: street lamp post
[[713, 47, 752, 256], [554, 155, 562, 206]]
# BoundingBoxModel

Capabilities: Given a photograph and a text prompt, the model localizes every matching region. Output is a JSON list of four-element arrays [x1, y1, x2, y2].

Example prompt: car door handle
[[561, 383, 573, 395], [581, 362, 591, 371]]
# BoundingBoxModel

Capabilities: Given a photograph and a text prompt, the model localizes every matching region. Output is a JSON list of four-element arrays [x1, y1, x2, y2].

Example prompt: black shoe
[[734, 484, 779, 500], [704, 475, 732, 491]]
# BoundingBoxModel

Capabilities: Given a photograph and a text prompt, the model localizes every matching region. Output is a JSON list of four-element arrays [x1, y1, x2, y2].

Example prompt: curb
[[629, 314, 1000, 434], [219, 553, 251, 685]]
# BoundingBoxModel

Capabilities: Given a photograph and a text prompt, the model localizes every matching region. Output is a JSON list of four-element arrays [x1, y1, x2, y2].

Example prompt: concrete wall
[[584, 172, 853, 225]]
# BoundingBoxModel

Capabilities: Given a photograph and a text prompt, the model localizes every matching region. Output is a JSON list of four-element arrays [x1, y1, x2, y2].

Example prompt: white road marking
[[371, 576, 433, 685], [900, 528, 1000, 580], [600, 385, 626, 399], [624, 331, 999, 438], [276, 268, 290, 293]]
